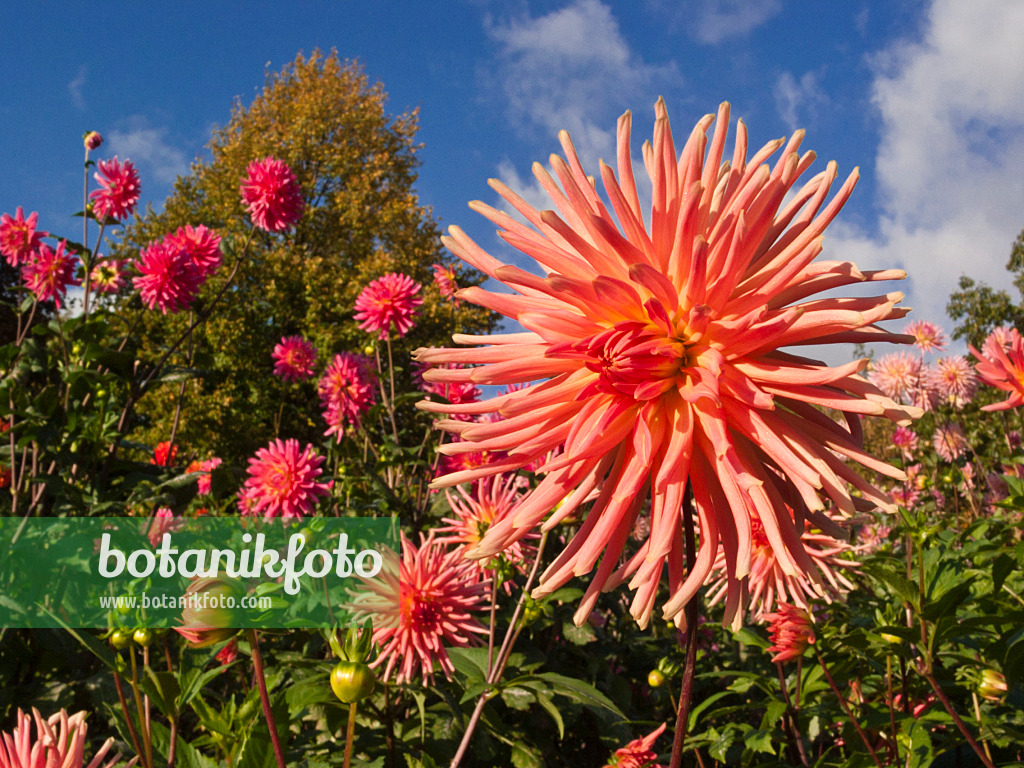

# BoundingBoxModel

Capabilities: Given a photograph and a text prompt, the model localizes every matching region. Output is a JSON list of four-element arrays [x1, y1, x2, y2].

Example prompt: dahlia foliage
[[417, 100, 918, 628]]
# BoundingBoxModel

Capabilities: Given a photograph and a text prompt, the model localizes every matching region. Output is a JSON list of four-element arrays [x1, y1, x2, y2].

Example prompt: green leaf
[[535, 672, 624, 718], [707, 728, 735, 762], [743, 727, 775, 756], [561, 619, 596, 646], [142, 668, 182, 718], [510, 741, 543, 768], [535, 691, 565, 740], [448, 646, 490, 683]]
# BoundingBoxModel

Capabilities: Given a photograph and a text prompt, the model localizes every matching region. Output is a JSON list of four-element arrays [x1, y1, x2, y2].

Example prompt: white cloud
[[486, 0, 675, 167], [773, 70, 828, 131], [829, 0, 1024, 335], [68, 66, 87, 110], [107, 118, 190, 186], [691, 0, 782, 44]]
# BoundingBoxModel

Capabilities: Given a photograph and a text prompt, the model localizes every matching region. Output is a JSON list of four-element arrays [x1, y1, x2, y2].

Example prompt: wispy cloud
[[107, 117, 190, 186], [774, 70, 828, 131], [68, 66, 87, 110], [829, 0, 1024, 331], [646, 0, 782, 44], [486, 0, 676, 167]]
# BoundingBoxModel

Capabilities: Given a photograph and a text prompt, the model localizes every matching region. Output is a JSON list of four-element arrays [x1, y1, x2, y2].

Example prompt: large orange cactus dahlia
[[416, 100, 919, 628]]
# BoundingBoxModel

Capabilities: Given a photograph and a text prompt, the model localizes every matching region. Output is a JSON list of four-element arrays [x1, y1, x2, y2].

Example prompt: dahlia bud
[[978, 669, 1008, 703], [764, 603, 816, 663], [83, 131, 103, 151], [174, 574, 245, 647]]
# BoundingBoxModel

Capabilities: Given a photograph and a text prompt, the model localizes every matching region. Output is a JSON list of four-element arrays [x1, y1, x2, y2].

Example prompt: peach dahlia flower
[[416, 100, 918, 628]]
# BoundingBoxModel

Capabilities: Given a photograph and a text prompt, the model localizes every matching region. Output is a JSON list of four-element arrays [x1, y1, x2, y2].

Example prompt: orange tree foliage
[[113, 50, 494, 465]]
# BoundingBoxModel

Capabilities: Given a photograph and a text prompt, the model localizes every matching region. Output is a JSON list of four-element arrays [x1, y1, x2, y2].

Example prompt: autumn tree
[[114, 50, 493, 466]]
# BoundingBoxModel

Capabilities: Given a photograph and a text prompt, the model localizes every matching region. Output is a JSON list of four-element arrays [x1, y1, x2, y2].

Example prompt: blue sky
[[3, 0, 1024, 343]]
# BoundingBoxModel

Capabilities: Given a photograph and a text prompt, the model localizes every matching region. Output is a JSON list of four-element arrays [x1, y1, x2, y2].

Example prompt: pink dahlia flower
[[971, 327, 1024, 411], [272, 335, 318, 382], [356, 533, 488, 685], [892, 426, 919, 459], [903, 319, 946, 354], [147, 508, 185, 547], [354, 272, 423, 339], [0, 207, 47, 266], [242, 438, 330, 518], [240, 156, 304, 232], [187, 457, 222, 495], [438, 473, 535, 581], [0, 708, 125, 768], [764, 603, 816, 663], [21, 241, 79, 307], [84, 131, 103, 151], [415, 100, 917, 628], [706, 509, 860, 621], [432, 263, 459, 300], [90, 157, 140, 221], [932, 423, 969, 462], [318, 352, 376, 442], [89, 258, 127, 295], [133, 239, 204, 313], [868, 351, 922, 402], [928, 355, 977, 405], [165, 224, 222, 278], [603, 723, 666, 768]]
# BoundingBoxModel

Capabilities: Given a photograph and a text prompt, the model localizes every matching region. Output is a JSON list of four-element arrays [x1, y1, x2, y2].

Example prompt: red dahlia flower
[[416, 100, 918, 628], [90, 157, 140, 221]]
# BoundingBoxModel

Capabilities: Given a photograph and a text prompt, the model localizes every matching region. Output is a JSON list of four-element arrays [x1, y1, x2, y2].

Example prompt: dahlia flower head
[[90, 157, 141, 221], [354, 272, 424, 339], [133, 236, 206, 314], [240, 156, 304, 232], [272, 335, 318, 382], [318, 352, 376, 442], [764, 602, 816, 663], [0, 206, 47, 266], [0, 707, 128, 768], [604, 723, 666, 768], [89, 258, 128, 295], [355, 532, 488, 685], [432, 262, 459, 300], [904, 319, 946, 354], [416, 100, 919, 629], [242, 438, 330, 519], [21, 241, 79, 308], [971, 326, 1024, 411]]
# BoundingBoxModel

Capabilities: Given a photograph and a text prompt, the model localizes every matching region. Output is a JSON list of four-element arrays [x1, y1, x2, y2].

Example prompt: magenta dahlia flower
[[133, 238, 204, 313], [0, 708, 125, 768], [0, 207, 47, 266], [21, 241, 79, 307], [90, 157, 140, 221], [971, 327, 1024, 411], [318, 352, 376, 442], [240, 156, 304, 232], [354, 272, 423, 339], [165, 224, 222, 278], [416, 100, 918, 628], [242, 438, 330, 518], [272, 335, 318, 382], [355, 533, 488, 685]]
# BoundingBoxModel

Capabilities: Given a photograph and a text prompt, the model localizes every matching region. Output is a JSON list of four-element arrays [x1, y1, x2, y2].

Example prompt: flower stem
[[669, 483, 699, 768], [343, 702, 357, 768], [247, 629, 287, 768], [113, 671, 146, 767], [128, 647, 155, 768], [815, 651, 883, 768], [918, 665, 994, 768]]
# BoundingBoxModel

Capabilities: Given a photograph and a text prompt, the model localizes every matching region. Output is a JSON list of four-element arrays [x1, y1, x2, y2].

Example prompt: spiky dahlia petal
[[418, 101, 917, 628]]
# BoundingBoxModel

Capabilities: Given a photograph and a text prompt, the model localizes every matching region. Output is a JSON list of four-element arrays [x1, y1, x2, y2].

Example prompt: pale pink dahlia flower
[[90, 157, 140, 221], [764, 603, 816, 663], [0, 207, 47, 266], [89, 258, 128, 295], [133, 239, 204, 313], [22, 241, 79, 307], [242, 438, 330, 518], [240, 157, 304, 232], [0, 708, 128, 768], [354, 272, 423, 339], [318, 352, 376, 442], [356, 533, 488, 685], [416, 101, 917, 628], [603, 723, 666, 768], [904, 319, 946, 354], [932, 423, 969, 462], [928, 355, 976, 405], [971, 326, 1024, 411], [868, 351, 922, 402], [272, 335, 318, 382]]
